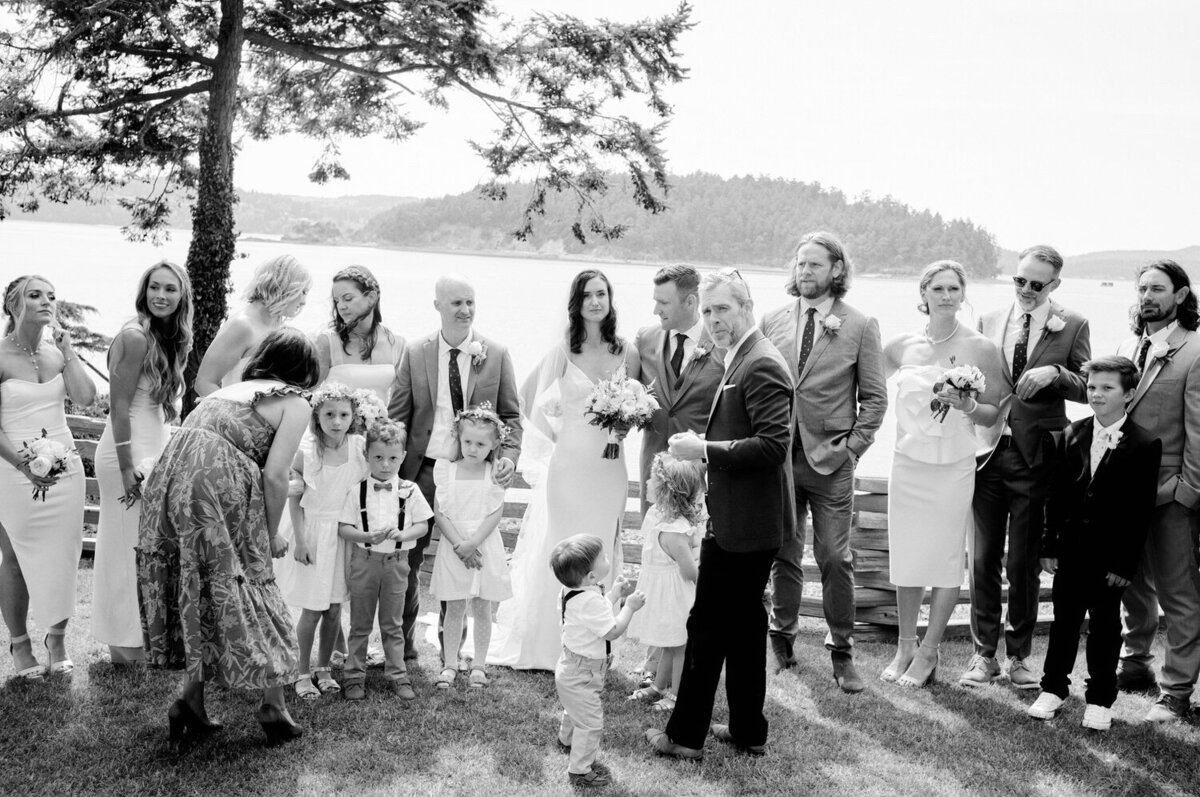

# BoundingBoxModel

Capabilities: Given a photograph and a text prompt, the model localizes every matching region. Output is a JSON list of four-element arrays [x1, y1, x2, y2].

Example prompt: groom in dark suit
[[646, 269, 794, 759], [388, 274, 523, 663]]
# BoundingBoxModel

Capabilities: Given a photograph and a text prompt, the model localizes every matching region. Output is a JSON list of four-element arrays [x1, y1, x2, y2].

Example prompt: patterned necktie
[[670, 332, 687, 379], [796, 308, 816, 375], [1012, 313, 1031, 380], [448, 348, 464, 415], [1136, 338, 1152, 373]]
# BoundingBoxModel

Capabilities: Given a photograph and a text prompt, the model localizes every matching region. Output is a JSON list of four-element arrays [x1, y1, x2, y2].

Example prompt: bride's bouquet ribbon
[[930, 360, 986, 424], [584, 364, 660, 459]]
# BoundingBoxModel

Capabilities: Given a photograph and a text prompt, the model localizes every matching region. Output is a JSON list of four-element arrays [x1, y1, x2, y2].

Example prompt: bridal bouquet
[[584, 365, 660, 459], [20, 428, 74, 501], [930, 357, 986, 423]]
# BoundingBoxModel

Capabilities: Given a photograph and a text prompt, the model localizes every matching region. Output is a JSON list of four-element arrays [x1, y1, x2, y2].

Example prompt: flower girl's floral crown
[[452, 401, 512, 446], [308, 382, 389, 435], [648, 452, 707, 525]]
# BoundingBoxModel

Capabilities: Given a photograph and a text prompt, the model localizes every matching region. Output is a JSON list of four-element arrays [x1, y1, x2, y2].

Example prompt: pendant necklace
[[6, 334, 40, 373], [924, 322, 959, 345]]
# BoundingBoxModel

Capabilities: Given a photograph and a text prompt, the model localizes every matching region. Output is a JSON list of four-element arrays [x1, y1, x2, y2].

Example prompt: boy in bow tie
[[338, 421, 433, 700], [1027, 356, 1161, 730]]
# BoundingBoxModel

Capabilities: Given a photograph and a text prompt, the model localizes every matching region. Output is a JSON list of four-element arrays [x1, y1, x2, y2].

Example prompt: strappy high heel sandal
[[897, 643, 940, 688], [9, 633, 43, 680], [880, 636, 919, 683], [43, 628, 73, 676]]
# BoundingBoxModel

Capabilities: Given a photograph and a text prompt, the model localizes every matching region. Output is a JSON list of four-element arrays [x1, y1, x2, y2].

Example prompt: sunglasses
[[717, 267, 745, 281], [1011, 275, 1053, 293]]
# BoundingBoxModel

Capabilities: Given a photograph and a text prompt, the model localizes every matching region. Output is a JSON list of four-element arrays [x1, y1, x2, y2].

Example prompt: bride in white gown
[[491, 270, 640, 670], [0, 275, 97, 679]]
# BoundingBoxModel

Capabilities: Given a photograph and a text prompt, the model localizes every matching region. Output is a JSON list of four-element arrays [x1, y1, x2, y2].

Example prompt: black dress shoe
[[645, 728, 703, 760], [1116, 669, 1158, 692], [167, 699, 223, 744], [709, 723, 765, 756], [769, 635, 796, 670], [831, 652, 865, 693]]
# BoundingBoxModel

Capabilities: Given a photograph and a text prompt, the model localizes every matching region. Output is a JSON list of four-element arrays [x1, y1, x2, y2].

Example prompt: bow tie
[[372, 481, 393, 492]]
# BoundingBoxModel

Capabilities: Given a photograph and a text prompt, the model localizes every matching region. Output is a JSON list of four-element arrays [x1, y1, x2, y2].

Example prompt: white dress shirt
[[723, 326, 757, 371], [340, 475, 434, 553], [669, 318, 706, 372], [427, 330, 474, 460], [1090, 415, 1127, 476], [797, 295, 836, 349]]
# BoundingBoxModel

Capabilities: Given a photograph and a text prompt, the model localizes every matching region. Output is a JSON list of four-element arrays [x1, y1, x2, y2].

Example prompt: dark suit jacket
[[388, 330, 522, 481], [704, 329, 795, 553], [977, 302, 1090, 469], [635, 324, 725, 515], [1042, 417, 1161, 581]]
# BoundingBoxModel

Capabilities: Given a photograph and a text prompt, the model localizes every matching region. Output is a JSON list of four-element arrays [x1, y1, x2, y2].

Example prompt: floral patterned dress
[[137, 387, 301, 689]]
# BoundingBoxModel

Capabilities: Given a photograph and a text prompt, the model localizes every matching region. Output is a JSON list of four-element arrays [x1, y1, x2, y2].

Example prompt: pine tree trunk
[[182, 0, 244, 416]]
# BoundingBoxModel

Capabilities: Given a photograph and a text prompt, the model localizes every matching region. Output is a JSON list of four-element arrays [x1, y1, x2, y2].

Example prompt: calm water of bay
[[2, 220, 1139, 478]]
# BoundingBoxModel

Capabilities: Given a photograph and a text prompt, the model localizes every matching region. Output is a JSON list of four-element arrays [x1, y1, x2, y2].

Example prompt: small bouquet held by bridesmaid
[[20, 428, 74, 501], [930, 357, 986, 423], [584, 364, 659, 459]]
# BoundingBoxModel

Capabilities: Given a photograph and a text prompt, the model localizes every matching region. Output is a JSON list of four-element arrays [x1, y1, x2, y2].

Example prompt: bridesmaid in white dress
[[881, 261, 1007, 687], [316, 265, 406, 404], [195, 254, 311, 396], [491, 270, 640, 670], [92, 261, 193, 665], [0, 275, 97, 679]]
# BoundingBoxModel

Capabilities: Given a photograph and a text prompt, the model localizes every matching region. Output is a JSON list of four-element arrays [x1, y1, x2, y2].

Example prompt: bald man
[[388, 275, 523, 664]]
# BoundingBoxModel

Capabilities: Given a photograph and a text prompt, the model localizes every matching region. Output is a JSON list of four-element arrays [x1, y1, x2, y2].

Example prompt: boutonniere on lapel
[[821, 314, 842, 337], [1044, 315, 1066, 334], [1151, 341, 1176, 364], [467, 340, 488, 370], [1097, 428, 1123, 451], [691, 344, 711, 362]]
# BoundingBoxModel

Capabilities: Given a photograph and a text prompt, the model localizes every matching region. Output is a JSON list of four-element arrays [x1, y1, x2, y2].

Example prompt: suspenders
[[561, 588, 612, 656], [358, 480, 407, 548]]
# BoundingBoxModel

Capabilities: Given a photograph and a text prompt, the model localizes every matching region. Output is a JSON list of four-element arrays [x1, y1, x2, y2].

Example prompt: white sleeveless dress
[[490, 357, 629, 670], [321, 328, 405, 404], [887, 364, 978, 588], [92, 374, 169, 647], [0, 375, 85, 626]]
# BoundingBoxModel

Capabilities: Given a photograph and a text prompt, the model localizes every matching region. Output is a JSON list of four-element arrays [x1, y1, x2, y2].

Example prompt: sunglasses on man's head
[[1012, 275, 1052, 293]]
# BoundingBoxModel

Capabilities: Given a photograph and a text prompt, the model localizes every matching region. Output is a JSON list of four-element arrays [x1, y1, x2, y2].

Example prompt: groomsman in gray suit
[[761, 231, 887, 693], [965, 245, 1089, 689], [1114, 260, 1200, 722], [636, 264, 726, 516], [388, 274, 523, 662]]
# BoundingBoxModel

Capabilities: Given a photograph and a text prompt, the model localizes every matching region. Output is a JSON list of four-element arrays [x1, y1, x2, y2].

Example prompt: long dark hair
[[567, 269, 622, 355], [1130, 260, 1199, 334], [241, 327, 321, 389], [331, 265, 390, 360], [133, 261, 193, 422]]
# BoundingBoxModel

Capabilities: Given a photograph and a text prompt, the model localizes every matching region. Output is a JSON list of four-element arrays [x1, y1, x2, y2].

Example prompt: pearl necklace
[[924, 322, 959, 345], [6, 334, 40, 373]]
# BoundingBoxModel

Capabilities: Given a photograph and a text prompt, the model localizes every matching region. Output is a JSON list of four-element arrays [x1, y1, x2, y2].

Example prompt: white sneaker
[[1081, 703, 1112, 731], [1027, 692, 1065, 720]]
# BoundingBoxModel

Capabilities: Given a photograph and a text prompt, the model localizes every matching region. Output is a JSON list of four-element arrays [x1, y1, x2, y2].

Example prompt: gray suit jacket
[[1117, 325, 1200, 509], [759, 298, 887, 475], [388, 330, 523, 481], [635, 324, 725, 516]]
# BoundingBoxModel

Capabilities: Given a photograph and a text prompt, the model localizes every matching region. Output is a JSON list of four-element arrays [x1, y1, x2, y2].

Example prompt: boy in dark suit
[[1027, 356, 1161, 730]]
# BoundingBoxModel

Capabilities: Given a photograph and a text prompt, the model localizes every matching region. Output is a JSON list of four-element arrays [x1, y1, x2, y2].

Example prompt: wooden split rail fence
[[71, 415, 1050, 637]]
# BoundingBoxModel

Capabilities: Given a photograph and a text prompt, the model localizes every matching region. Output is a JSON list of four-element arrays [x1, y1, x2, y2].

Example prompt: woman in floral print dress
[[138, 328, 319, 746]]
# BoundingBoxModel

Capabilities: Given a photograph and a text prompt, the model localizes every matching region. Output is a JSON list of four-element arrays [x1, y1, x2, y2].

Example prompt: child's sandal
[[651, 693, 677, 712], [294, 675, 320, 701], [627, 685, 665, 702], [314, 668, 340, 694], [468, 668, 488, 689], [436, 667, 457, 690]]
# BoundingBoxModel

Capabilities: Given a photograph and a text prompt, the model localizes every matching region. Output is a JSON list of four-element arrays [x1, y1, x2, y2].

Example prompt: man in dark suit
[[645, 269, 794, 759], [388, 274, 522, 663], [965, 245, 1090, 689], [1028, 356, 1161, 731]]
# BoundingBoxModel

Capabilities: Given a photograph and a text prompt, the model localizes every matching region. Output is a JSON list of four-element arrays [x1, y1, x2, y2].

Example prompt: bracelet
[[63, 354, 79, 364], [114, 440, 132, 448], [964, 397, 979, 415]]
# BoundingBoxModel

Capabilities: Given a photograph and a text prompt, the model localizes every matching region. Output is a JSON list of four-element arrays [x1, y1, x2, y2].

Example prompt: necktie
[[1012, 313, 1031, 380], [373, 481, 393, 492], [1136, 338, 1151, 373], [670, 332, 687, 379], [796, 308, 816, 375], [448, 348, 464, 415]]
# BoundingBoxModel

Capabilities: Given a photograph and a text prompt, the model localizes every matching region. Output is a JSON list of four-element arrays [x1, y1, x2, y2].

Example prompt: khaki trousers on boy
[[555, 647, 609, 775], [345, 546, 410, 685]]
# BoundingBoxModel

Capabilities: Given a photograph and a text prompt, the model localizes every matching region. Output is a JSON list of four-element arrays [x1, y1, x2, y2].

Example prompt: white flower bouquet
[[930, 357, 986, 423], [351, 388, 389, 433], [20, 428, 74, 501], [584, 364, 660, 459]]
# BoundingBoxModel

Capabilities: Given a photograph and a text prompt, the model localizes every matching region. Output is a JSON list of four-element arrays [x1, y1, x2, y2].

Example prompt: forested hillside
[[358, 172, 1001, 276]]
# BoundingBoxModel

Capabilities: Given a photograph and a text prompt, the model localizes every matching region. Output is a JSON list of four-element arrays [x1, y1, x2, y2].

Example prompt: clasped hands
[[454, 539, 483, 570], [1040, 557, 1129, 588], [667, 430, 705, 461]]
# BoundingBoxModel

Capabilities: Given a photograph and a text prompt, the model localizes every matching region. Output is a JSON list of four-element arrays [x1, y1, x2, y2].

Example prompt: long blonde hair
[[134, 261, 193, 422], [3, 274, 53, 334]]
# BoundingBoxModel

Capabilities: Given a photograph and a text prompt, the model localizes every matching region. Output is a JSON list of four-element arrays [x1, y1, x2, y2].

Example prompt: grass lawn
[[1, 561, 1197, 796]]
